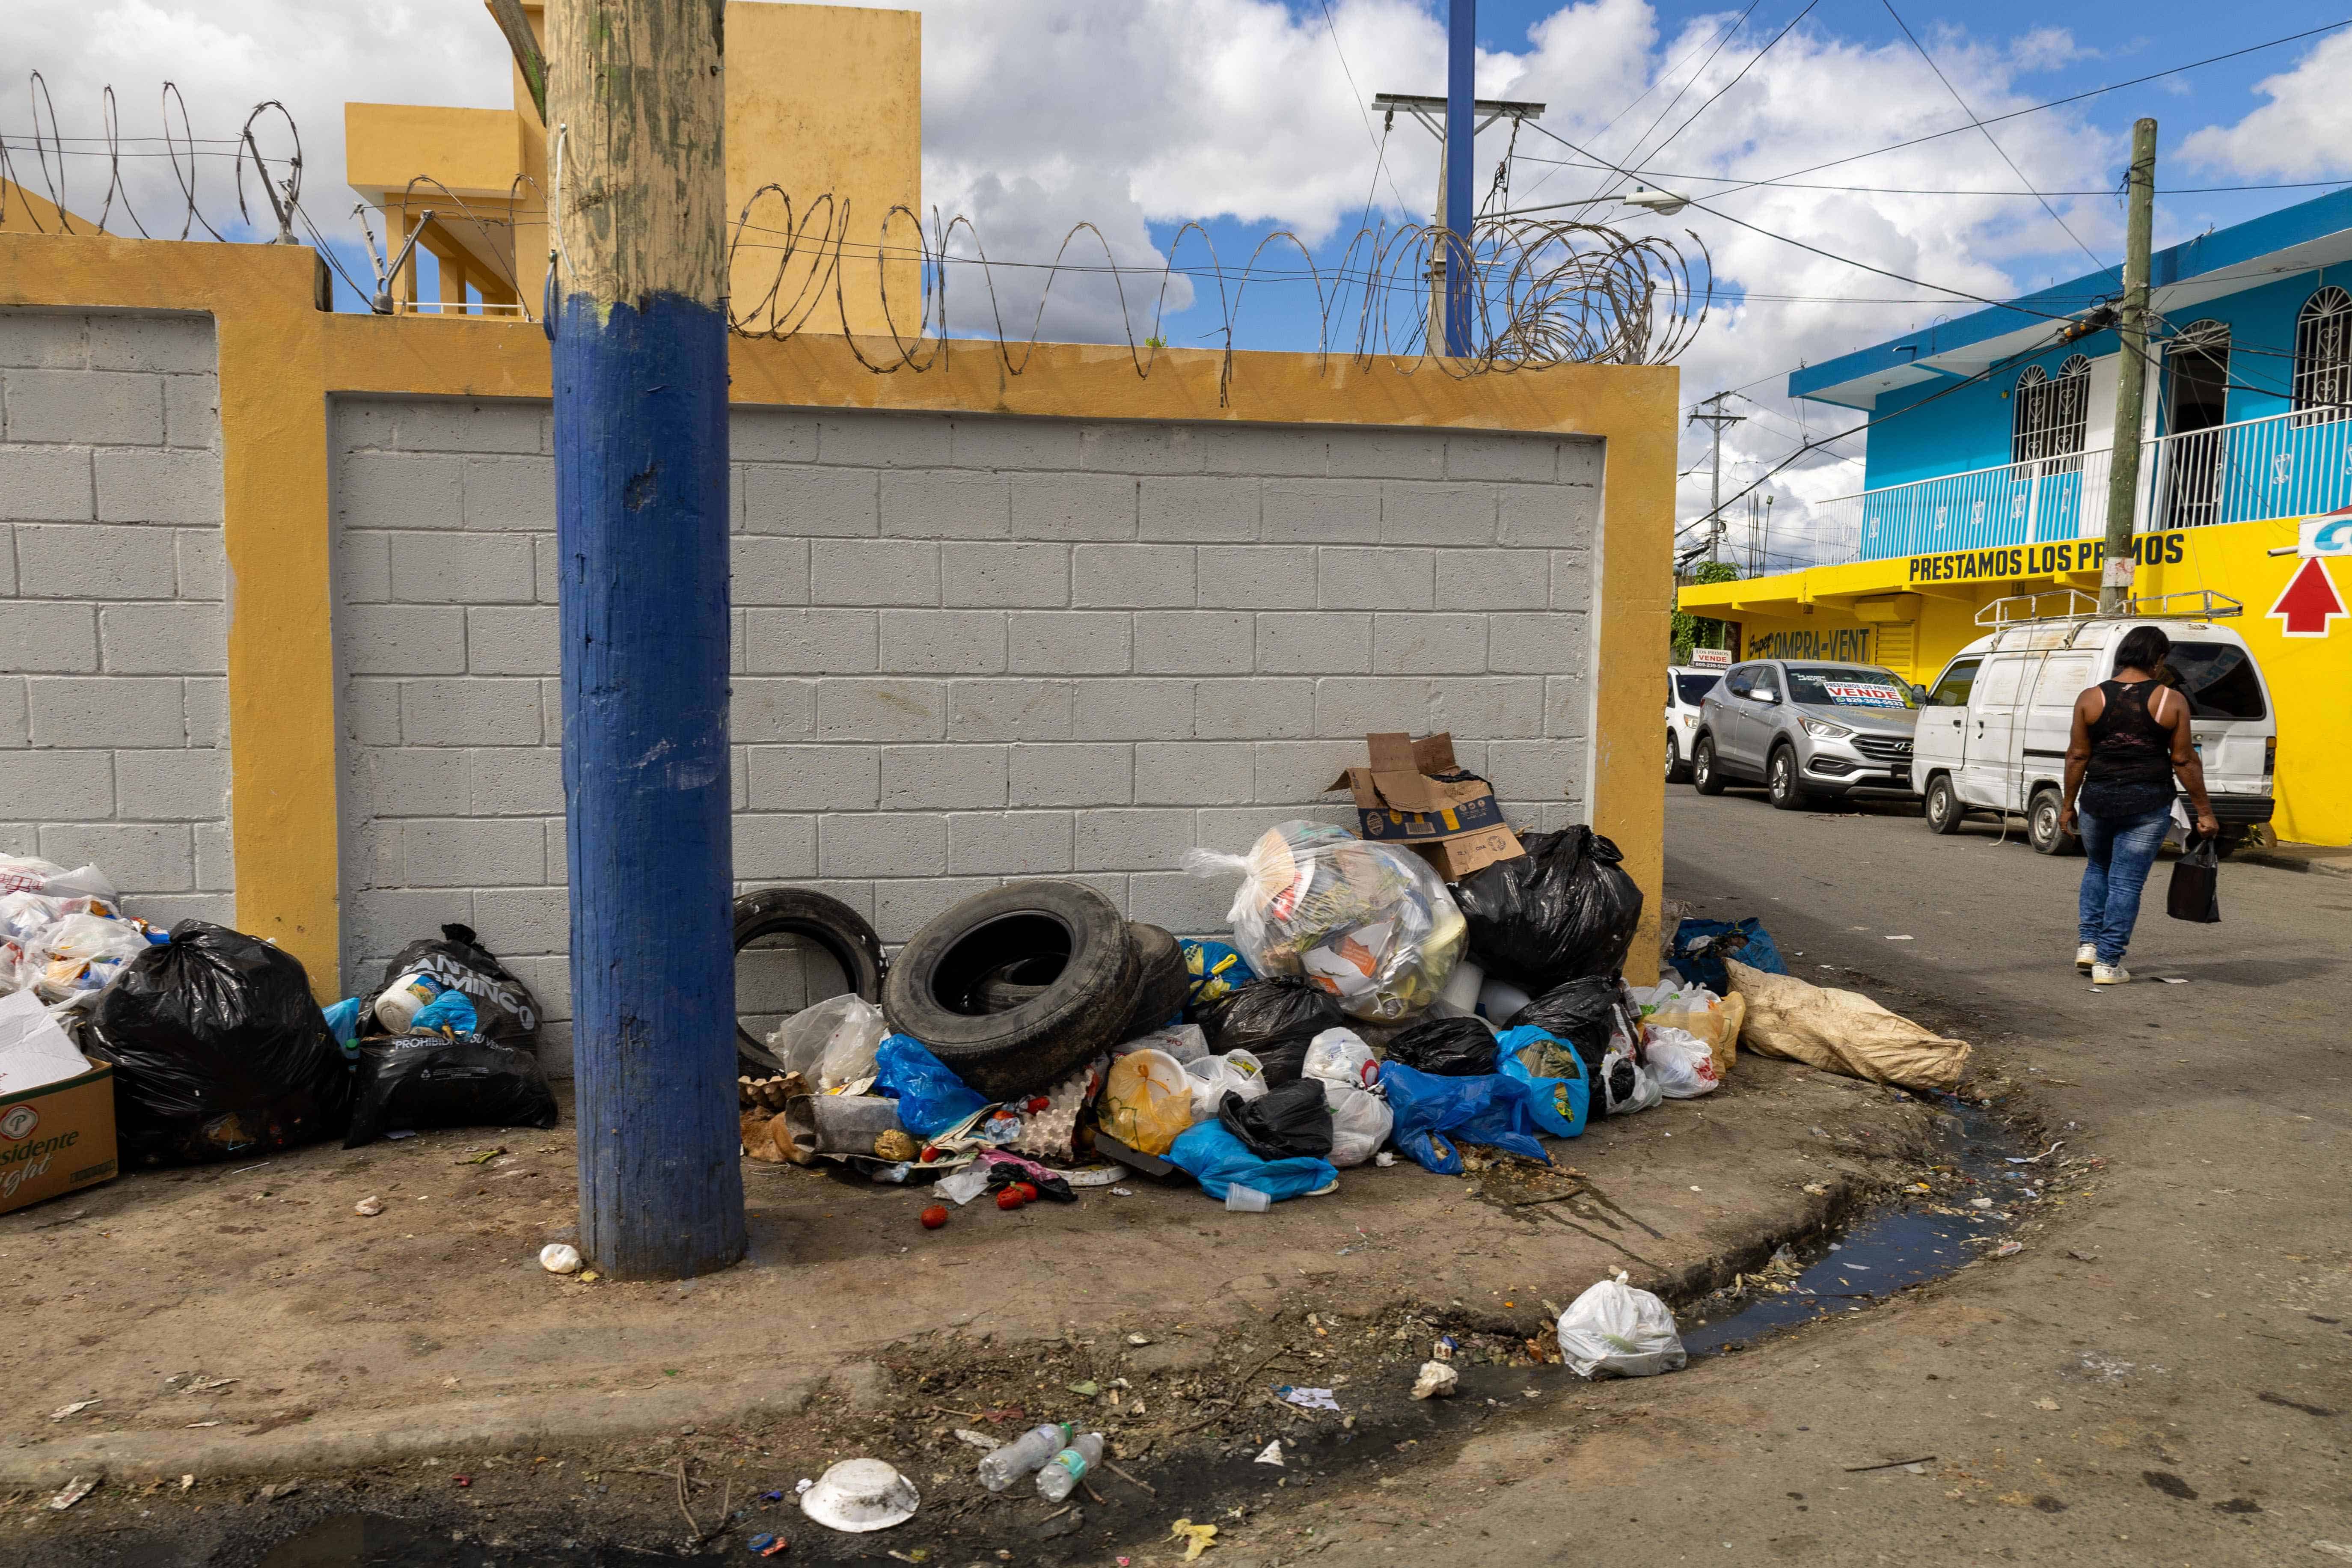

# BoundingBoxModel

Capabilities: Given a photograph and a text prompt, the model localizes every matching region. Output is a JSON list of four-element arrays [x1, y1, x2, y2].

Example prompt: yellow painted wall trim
[[4, 230, 1676, 985]]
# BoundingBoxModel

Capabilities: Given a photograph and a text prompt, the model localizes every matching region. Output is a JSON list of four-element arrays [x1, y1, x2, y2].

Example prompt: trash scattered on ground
[[48, 1400, 98, 1422], [1278, 1386, 1342, 1412], [954, 1429, 1001, 1452], [1167, 1519, 1219, 1561], [1252, 1440, 1285, 1467], [539, 1243, 583, 1275], [1411, 1362, 1459, 1400], [1556, 1271, 1688, 1378], [919, 1204, 948, 1229], [1993, 1240, 2025, 1258], [746, 1532, 788, 1557], [978, 1423, 1074, 1492], [1036, 1432, 1103, 1501], [800, 1458, 918, 1532], [48, 1476, 98, 1512]]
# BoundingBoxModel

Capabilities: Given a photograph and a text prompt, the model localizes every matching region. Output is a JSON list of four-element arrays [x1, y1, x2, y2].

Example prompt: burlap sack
[[1725, 959, 1969, 1092]]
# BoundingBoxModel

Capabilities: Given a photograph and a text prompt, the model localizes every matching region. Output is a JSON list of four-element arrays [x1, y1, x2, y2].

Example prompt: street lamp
[[1494, 185, 1689, 221]]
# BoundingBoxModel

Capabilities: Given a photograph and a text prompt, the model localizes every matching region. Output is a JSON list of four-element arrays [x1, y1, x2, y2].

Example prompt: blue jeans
[[2076, 805, 2172, 965]]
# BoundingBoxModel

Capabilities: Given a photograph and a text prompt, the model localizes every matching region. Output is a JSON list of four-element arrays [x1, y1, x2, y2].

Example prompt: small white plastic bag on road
[[1556, 1270, 1687, 1379]]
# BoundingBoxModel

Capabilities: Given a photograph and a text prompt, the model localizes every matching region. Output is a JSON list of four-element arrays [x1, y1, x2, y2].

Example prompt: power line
[[1315, 0, 1415, 221], [1503, 155, 2352, 200], [1510, 6, 1758, 210], [1877, 0, 2103, 272], [1581, 2, 1763, 207], [1637, 2, 1819, 175]]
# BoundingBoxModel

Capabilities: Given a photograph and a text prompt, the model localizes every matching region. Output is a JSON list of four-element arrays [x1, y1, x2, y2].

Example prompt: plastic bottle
[[1035, 1432, 1104, 1502], [374, 971, 445, 1033], [977, 1422, 1072, 1492]]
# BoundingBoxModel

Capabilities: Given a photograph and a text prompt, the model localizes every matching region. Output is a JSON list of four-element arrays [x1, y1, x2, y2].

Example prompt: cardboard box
[[1327, 731, 1525, 881], [0, 1057, 118, 1216]]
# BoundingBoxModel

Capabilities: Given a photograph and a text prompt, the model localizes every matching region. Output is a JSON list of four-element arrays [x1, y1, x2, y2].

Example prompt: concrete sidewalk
[[6, 1054, 1956, 1488]]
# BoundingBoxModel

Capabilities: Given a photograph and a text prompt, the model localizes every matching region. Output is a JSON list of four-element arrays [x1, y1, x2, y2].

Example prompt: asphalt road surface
[[1260, 784, 2352, 1567]]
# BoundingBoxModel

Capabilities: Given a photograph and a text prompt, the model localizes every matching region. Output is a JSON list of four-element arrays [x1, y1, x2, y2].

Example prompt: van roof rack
[[1974, 587, 2243, 630]]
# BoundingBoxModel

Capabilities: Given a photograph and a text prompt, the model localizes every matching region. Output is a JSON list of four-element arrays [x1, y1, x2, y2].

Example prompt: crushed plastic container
[[977, 1422, 1073, 1492]]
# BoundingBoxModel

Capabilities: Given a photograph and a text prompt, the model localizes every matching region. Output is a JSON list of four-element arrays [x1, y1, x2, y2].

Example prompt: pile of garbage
[[742, 731, 1767, 1211], [1, 848, 555, 1172]]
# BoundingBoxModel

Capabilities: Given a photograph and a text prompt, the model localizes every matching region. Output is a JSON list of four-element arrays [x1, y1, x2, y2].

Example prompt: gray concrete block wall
[[0, 310, 231, 928], [335, 399, 1601, 1075]]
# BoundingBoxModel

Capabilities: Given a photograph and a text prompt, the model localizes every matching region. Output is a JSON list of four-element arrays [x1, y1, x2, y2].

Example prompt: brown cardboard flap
[[1328, 733, 1490, 814], [1411, 824, 1525, 882]]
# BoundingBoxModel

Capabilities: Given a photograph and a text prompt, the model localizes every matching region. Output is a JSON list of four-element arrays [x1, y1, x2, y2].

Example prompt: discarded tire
[[1117, 922, 1188, 1039], [733, 887, 886, 1062], [974, 922, 1184, 1043], [883, 880, 1137, 1102]]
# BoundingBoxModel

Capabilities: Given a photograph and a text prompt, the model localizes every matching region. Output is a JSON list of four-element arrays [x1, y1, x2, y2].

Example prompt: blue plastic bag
[[1668, 917, 1788, 994], [322, 997, 364, 1058], [410, 989, 479, 1035], [1165, 1119, 1338, 1204], [871, 1034, 989, 1139], [1494, 1024, 1589, 1138], [1181, 939, 1256, 1012], [1380, 1062, 1551, 1175]]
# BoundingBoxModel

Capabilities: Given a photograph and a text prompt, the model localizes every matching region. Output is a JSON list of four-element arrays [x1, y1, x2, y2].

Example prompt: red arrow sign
[[2270, 556, 2349, 637]]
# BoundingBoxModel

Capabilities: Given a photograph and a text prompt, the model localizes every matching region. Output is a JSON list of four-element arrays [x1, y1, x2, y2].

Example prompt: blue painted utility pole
[[1443, 0, 1476, 356], [547, 0, 745, 1279]]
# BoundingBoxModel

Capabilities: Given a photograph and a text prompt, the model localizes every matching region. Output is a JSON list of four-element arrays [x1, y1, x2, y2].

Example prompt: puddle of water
[[1681, 1097, 2028, 1357]]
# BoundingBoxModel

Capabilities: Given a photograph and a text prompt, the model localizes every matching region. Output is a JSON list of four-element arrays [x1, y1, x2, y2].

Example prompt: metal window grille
[[2293, 285, 2352, 428], [2011, 354, 2091, 471]]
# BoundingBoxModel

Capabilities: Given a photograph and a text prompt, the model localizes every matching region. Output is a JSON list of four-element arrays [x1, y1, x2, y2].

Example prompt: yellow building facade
[[1676, 522, 2352, 845], [344, 0, 922, 333]]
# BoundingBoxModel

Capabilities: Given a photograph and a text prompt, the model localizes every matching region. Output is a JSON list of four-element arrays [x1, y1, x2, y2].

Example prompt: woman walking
[[2058, 625, 2221, 984]]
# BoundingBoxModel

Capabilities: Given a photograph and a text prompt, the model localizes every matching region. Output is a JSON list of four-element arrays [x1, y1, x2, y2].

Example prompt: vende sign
[[1689, 647, 1731, 668]]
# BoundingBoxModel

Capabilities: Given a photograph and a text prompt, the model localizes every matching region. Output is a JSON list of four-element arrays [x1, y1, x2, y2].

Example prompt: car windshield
[[1675, 673, 1721, 704], [1785, 665, 1916, 710], [2167, 641, 2267, 721]]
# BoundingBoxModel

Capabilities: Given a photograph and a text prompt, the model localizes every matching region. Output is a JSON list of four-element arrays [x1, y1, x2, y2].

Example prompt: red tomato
[[995, 1188, 1025, 1211], [1012, 1182, 1040, 1203], [919, 1205, 948, 1230]]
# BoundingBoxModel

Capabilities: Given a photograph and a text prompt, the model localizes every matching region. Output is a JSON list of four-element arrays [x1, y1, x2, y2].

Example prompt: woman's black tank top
[[2085, 679, 2175, 786]]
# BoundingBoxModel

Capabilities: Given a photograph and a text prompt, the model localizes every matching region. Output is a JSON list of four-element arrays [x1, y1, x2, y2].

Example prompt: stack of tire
[[733, 881, 1187, 1102]]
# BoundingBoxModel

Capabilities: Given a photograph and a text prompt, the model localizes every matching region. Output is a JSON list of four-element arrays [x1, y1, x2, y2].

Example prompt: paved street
[[1249, 785, 2352, 1566]]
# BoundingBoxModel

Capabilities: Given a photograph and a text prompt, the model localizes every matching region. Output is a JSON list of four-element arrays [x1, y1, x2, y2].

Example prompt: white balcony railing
[[1782, 404, 2351, 566]]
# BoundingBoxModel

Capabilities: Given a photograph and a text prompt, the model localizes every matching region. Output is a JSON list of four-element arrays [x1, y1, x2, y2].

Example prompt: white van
[[1914, 591, 2276, 855]]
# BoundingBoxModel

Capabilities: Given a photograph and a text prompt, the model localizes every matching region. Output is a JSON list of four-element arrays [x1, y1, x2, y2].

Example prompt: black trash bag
[[1194, 978, 1342, 1085], [1219, 1080, 1335, 1161], [1452, 827, 1644, 993], [85, 921, 353, 1165], [1509, 974, 1643, 1084], [373, 923, 541, 1051], [1382, 1014, 1499, 1076], [344, 1031, 559, 1149]]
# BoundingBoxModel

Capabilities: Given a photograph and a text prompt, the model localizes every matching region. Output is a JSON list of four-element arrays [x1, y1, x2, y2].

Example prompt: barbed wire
[[5, 77, 1714, 396]]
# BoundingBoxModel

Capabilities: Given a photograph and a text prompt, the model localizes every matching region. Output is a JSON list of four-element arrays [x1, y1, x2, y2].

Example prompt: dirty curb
[[2236, 848, 2352, 879], [0, 1179, 1890, 1489]]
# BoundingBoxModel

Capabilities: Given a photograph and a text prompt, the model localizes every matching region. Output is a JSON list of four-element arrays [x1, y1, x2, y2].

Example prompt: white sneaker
[[2091, 962, 2131, 986], [2075, 943, 2097, 971]]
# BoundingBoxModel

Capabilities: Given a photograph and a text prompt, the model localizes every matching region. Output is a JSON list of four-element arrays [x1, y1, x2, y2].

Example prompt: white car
[[1664, 665, 1725, 783], [1914, 597, 2276, 855]]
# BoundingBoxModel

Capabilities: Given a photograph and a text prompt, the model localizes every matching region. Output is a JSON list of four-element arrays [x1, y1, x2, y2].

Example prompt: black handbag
[[2167, 832, 2221, 924]]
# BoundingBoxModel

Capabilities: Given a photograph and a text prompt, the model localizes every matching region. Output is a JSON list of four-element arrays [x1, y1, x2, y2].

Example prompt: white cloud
[[2179, 31, 2352, 181]]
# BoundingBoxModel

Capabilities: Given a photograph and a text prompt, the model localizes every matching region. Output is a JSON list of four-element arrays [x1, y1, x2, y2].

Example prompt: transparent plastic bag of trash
[[1185, 1048, 1267, 1122], [1101, 1048, 1197, 1156], [1303, 1028, 1379, 1090], [1555, 1271, 1687, 1378], [1642, 1024, 1720, 1098], [761, 994, 888, 1090], [1319, 1078, 1393, 1167], [26, 910, 155, 1005], [1185, 822, 1465, 1022]]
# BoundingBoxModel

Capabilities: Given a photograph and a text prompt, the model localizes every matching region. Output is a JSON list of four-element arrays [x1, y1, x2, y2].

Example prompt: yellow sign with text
[[1905, 532, 2188, 586]]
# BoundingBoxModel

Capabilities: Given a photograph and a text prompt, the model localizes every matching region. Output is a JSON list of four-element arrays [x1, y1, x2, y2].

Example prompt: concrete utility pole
[[1443, 0, 1476, 356], [1687, 392, 1745, 567], [2100, 116, 2158, 615], [548, 0, 745, 1279], [1370, 91, 1546, 350]]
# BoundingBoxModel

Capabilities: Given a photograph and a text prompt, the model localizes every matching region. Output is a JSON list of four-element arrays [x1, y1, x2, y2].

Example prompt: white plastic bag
[[1303, 1028, 1379, 1090], [1595, 1033, 1662, 1116], [763, 994, 888, 1090], [1186, 1048, 1267, 1122], [1185, 822, 1465, 1022], [1643, 1025, 1720, 1098], [1555, 1271, 1687, 1378], [30, 912, 151, 1004], [1321, 1080, 1393, 1167]]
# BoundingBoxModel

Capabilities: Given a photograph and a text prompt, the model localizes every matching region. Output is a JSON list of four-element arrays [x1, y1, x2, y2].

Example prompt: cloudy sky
[[9, 0, 2352, 558]]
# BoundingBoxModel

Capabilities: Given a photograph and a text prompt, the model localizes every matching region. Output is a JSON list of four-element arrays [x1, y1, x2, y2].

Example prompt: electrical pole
[[1369, 87, 1546, 353], [1687, 392, 1745, 568], [549, 0, 745, 1279], [1443, 0, 1476, 356], [2100, 116, 2157, 615]]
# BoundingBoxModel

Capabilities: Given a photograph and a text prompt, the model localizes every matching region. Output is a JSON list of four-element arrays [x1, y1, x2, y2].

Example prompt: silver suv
[[1690, 659, 1920, 810]]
